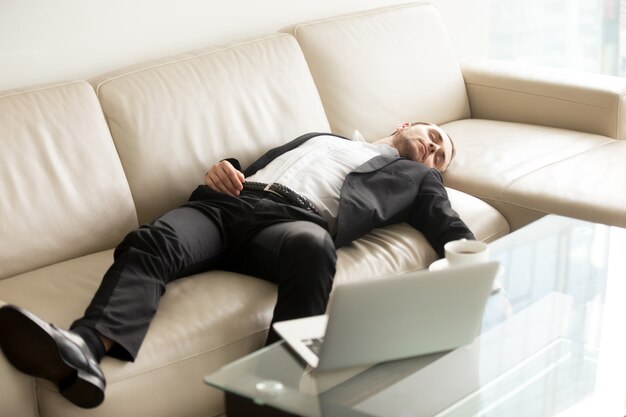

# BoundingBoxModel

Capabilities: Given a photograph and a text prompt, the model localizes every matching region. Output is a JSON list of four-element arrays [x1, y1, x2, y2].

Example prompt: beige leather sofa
[[0, 3, 623, 417]]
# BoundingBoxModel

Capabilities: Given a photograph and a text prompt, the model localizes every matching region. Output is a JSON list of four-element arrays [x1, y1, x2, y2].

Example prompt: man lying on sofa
[[0, 121, 474, 408]]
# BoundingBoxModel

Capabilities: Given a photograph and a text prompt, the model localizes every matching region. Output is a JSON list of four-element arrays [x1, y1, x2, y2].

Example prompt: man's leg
[[0, 206, 224, 408], [72, 206, 224, 360], [231, 221, 337, 345]]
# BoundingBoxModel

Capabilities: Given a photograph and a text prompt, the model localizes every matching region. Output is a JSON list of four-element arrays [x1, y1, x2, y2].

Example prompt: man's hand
[[204, 160, 245, 196]]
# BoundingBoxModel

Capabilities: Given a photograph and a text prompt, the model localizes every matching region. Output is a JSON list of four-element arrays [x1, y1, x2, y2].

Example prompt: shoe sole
[[0, 305, 104, 408]]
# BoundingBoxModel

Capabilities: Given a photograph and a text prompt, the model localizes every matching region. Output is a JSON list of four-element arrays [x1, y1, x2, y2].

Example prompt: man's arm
[[204, 159, 245, 196], [204, 132, 334, 195], [408, 169, 475, 258]]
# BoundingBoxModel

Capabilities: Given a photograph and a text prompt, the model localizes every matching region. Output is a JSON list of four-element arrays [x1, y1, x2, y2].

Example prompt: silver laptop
[[273, 261, 500, 372]]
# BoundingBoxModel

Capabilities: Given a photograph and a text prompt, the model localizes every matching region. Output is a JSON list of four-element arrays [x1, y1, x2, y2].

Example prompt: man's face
[[391, 122, 453, 172]]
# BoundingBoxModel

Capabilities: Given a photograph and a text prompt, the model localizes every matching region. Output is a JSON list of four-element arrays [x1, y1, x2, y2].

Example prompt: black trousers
[[71, 189, 337, 361]]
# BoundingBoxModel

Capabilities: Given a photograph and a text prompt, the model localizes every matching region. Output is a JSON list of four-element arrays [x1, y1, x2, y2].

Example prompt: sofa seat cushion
[[335, 188, 509, 285], [0, 251, 276, 417], [503, 140, 626, 228], [442, 119, 617, 228]]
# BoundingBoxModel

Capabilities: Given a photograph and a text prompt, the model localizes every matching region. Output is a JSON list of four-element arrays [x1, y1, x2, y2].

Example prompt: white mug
[[444, 239, 489, 266]]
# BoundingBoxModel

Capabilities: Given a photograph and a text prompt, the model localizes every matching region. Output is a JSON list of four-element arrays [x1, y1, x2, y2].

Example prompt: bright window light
[[488, 0, 625, 76]]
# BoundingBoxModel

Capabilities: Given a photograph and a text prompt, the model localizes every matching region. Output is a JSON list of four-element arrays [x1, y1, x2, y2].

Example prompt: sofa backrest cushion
[[285, 2, 470, 140], [0, 82, 137, 279], [92, 33, 330, 225]]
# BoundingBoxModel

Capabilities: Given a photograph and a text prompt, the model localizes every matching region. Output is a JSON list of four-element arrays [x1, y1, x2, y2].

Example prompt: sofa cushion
[[503, 141, 626, 228], [335, 189, 509, 286], [441, 119, 618, 228], [446, 188, 510, 244], [91, 33, 330, 225], [0, 82, 137, 280], [285, 3, 470, 140], [0, 251, 276, 417]]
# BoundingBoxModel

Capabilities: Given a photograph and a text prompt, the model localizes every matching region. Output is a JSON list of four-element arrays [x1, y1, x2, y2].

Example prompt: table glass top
[[204, 215, 626, 417]]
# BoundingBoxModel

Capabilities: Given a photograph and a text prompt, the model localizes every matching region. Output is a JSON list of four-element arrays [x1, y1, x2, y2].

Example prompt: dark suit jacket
[[228, 133, 474, 257]]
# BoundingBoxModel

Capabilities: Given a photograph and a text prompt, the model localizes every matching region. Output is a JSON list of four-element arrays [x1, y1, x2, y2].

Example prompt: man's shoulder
[[387, 159, 447, 193], [389, 158, 440, 177]]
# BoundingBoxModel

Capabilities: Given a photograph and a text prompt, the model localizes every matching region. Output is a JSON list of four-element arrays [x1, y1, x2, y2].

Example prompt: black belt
[[242, 181, 320, 215]]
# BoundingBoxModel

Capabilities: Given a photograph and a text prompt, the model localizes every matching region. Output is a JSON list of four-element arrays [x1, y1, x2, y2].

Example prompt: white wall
[[0, 0, 487, 91]]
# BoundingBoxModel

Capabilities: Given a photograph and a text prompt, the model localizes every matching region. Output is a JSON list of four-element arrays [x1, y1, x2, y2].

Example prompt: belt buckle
[[263, 183, 282, 198]]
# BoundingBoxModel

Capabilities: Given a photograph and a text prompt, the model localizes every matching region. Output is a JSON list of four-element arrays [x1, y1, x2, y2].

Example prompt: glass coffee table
[[204, 215, 626, 416]]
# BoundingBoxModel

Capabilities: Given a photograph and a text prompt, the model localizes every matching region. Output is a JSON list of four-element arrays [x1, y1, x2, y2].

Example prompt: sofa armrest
[[461, 58, 626, 139]]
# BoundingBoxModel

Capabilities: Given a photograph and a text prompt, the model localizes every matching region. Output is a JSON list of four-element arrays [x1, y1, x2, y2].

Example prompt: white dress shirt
[[247, 132, 398, 234]]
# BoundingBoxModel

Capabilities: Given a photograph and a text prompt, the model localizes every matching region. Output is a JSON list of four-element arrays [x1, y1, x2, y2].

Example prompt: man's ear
[[396, 122, 410, 133]]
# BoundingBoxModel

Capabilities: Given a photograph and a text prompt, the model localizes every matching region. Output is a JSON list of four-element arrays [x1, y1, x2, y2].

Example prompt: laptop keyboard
[[303, 337, 325, 355]]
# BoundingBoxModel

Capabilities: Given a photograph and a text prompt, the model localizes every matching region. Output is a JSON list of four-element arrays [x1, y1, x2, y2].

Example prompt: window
[[489, 0, 624, 76]]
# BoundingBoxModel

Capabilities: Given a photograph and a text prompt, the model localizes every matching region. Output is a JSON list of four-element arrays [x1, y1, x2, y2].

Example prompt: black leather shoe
[[0, 305, 106, 408]]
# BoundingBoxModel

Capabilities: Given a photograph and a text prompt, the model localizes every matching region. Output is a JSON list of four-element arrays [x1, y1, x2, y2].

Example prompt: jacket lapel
[[334, 154, 405, 247], [243, 132, 348, 177]]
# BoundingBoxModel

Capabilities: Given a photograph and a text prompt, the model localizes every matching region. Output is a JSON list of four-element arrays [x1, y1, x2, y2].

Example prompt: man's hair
[[393, 121, 456, 166]]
